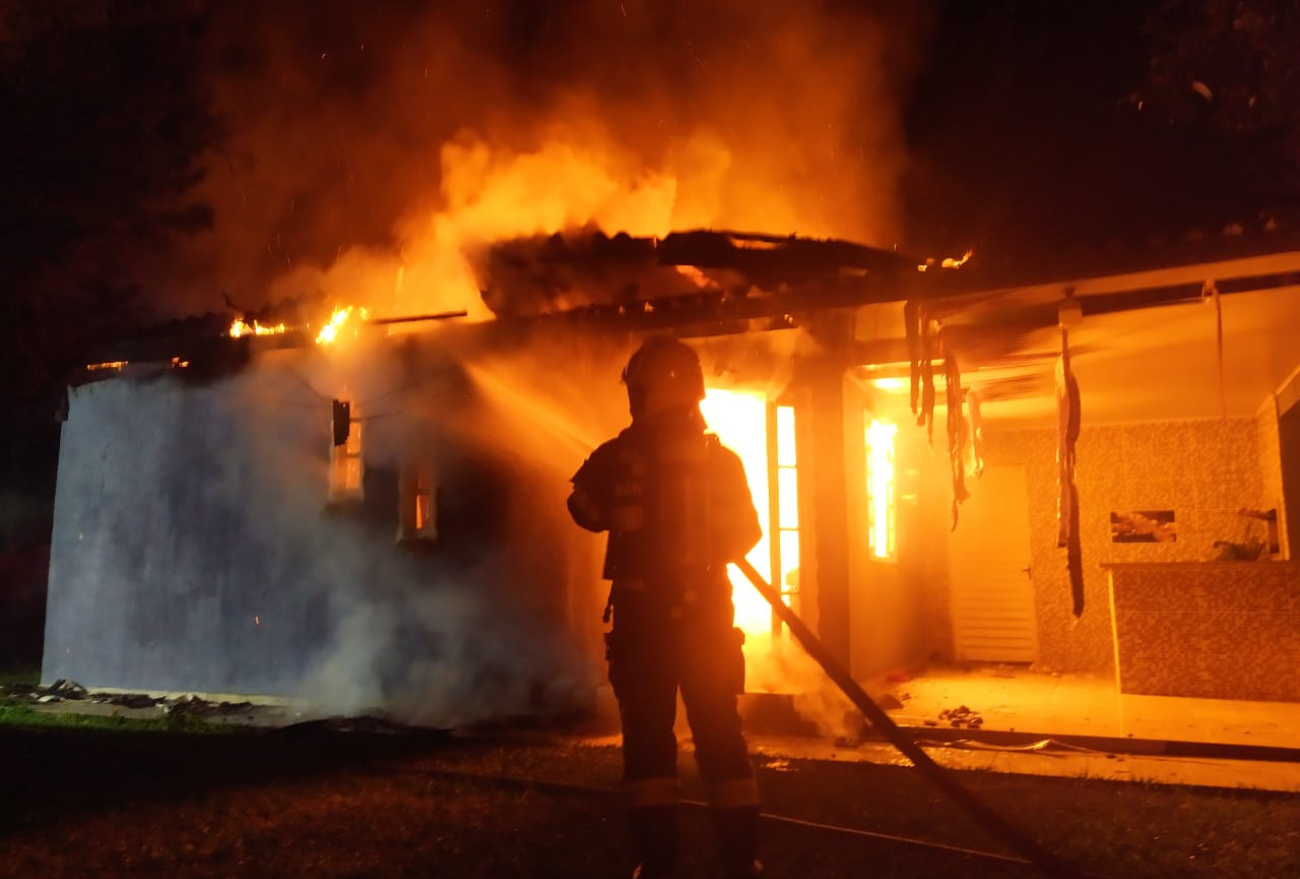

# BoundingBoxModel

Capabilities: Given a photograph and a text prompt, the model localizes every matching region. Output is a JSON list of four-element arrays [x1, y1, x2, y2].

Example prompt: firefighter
[[567, 336, 764, 879]]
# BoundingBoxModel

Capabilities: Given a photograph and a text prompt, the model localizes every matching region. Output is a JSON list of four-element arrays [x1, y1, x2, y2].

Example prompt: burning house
[[42, 220, 1300, 725]]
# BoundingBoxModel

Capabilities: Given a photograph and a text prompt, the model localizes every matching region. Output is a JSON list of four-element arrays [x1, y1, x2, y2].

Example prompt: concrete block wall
[[980, 416, 1267, 675], [1108, 562, 1300, 701]]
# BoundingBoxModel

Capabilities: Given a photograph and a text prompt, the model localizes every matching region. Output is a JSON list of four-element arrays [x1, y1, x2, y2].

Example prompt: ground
[[2, 716, 1299, 879]]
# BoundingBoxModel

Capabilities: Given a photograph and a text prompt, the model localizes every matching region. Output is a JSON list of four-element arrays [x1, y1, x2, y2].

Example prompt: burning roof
[[79, 228, 939, 374]]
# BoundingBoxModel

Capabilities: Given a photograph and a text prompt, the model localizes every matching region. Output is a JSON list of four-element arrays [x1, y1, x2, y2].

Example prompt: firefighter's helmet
[[622, 336, 706, 418]]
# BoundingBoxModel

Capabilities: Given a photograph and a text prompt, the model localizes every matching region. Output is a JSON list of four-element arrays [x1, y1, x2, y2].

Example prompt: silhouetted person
[[567, 336, 763, 878]]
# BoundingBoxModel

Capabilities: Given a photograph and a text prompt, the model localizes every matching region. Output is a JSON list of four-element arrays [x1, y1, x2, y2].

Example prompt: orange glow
[[329, 403, 364, 500], [776, 406, 797, 467], [773, 404, 801, 622], [228, 318, 287, 338], [866, 418, 897, 559], [778, 469, 799, 529], [674, 265, 712, 288], [774, 408, 795, 533], [315, 305, 370, 345], [85, 361, 127, 372], [700, 390, 801, 638], [917, 249, 974, 272], [869, 376, 909, 392]]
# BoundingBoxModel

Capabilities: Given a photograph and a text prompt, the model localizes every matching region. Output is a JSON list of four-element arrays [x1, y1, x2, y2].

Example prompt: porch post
[[807, 356, 852, 669]]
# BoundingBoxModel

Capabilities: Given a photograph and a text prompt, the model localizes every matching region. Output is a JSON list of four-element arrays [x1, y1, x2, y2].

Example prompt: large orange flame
[[315, 305, 370, 345]]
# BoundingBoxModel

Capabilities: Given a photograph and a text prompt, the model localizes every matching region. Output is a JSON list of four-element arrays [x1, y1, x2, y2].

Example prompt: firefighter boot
[[710, 805, 762, 877], [627, 804, 678, 878]]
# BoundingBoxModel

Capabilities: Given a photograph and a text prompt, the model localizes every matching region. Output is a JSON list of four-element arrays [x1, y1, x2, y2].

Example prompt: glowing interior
[[329, 402, 364, 500], [700, 388, 799, 636], [866, 418, 897, 559]]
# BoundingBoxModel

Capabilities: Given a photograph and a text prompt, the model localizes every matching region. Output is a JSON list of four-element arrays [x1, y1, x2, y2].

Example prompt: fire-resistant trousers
[[607, 591, 760, 875]]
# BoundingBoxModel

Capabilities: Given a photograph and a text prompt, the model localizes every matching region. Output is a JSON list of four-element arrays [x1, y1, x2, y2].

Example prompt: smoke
[[148, 0, 928, 319], [179, 332, 616, 726], [104, 0, 934, 724], [270, 328, 825, 727]]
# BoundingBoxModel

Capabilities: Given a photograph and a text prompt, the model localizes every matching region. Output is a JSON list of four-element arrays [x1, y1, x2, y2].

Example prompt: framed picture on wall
[[1110, 510, 1177, 543]]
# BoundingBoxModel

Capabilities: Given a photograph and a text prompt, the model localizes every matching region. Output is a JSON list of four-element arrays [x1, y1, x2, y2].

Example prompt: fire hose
[[730, 557, 1084, 879], [412, 766, 1038, 869]]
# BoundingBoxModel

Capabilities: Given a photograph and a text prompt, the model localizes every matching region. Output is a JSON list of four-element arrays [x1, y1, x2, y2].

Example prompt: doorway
[[948, 464, 1039, 663]]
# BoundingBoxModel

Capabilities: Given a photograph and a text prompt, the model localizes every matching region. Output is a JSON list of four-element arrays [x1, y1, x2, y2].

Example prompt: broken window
[[398, 462, 437, 544], [329, 399, 364, 502]]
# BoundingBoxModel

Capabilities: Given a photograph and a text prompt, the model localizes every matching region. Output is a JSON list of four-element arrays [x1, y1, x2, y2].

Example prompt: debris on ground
[[938, 705, 983, 729], [31, 679, 90, 701], [3, 680, 261, 721], [165, 694, 258, 718]]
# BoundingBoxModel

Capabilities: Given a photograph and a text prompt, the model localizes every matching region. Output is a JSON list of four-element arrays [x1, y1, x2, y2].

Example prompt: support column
[[807, 357, 852, 669]]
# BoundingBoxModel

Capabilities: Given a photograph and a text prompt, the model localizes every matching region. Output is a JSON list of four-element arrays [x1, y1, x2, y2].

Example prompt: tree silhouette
[[1139, 0, 1300, 203]]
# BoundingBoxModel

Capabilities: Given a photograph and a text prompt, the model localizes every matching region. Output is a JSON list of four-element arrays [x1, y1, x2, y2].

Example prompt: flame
[[85, 361, 128, 372], [315, 305, 370, 345], [699, 388, 799, 638], [917, 249, 974, 272], [228, 318, 288, 338], [674, 265, 713, 288], [866, 419, 897, 559]]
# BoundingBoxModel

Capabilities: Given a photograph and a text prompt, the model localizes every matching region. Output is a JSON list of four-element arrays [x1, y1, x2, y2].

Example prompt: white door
[[948, 465, 1038, 663]]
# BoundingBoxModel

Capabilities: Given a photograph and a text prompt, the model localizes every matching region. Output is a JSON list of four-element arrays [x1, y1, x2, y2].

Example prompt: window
[[865, 417, 897, 560], [697, 392, 803, 639], [329, 399, 364, 501], [769, 403, 801, 631], [398, 462, 437, 543]]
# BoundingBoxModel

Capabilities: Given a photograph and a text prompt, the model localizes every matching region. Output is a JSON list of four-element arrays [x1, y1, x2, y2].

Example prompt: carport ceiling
[[856, 251, 1300, 427], [970, 284, 1300, 426]]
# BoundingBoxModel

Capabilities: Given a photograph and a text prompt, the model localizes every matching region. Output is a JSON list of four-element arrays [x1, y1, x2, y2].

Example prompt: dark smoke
[[144, 0, 929, 320]]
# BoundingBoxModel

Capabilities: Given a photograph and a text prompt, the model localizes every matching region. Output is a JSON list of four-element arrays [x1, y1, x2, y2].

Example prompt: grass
[[1, 667, 225, 735], [0, 701, 219, 735]]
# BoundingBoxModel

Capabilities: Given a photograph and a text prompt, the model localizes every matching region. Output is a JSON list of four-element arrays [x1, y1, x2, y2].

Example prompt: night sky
[[1, 0, 1297, 659]]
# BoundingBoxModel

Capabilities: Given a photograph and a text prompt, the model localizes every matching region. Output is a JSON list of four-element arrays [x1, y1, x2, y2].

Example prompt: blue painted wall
[[43, 345, 605, 723]]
